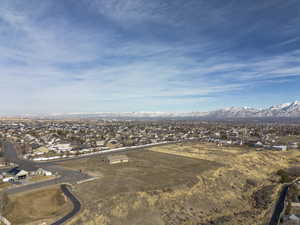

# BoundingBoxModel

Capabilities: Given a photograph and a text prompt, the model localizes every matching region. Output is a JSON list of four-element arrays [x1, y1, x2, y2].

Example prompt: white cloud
[[0, 0, 300, 114]]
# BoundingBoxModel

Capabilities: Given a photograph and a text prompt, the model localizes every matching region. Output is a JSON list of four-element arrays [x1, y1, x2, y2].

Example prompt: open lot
[[54, 143, 300, 225], [0, 182, 10, 191], [29, 175, 56, 183], [4, 187, 72, 225], [57, 150, 223, 192]]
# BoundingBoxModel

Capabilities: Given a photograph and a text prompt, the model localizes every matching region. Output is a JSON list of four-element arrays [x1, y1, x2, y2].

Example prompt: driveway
[[51, 184, 81, 225]]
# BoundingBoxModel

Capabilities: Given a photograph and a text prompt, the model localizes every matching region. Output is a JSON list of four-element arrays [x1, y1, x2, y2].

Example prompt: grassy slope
[[4, 187, 72, 225], [60, 143, 300, 225]]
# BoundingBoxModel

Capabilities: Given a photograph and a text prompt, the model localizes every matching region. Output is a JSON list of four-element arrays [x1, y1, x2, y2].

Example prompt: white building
[[35, 168, 52, 176], [106, 155, 129, 164], [272, 145, 287, 151], [3, 177, 13, 182], [48, 143, 72, 152]]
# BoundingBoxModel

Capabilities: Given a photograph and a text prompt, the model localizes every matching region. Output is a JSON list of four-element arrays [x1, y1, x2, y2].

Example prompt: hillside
[[57, 143, 300, 225]]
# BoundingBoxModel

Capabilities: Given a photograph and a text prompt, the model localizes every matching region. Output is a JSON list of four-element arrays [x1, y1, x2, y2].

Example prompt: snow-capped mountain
[[207, 107, 260, 118], [207, 101, 300, 118], [44, 111, 209, 118], [15, 101, 300, 119], [258, 100, 300, 117]]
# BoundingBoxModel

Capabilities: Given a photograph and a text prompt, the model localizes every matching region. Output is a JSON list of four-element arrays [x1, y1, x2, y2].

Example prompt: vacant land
[[4, 187, 72, 225], [278, 135, 300, 144], [29, 175, 55, 183], [57, 143, 300, 225], [0, 182, 10, 191]]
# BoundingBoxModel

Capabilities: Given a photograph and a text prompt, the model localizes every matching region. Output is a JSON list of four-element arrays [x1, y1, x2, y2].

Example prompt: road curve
[[51, 184, 81, 225], [2, 142, 92, 194], [2, 142, 83, 224]]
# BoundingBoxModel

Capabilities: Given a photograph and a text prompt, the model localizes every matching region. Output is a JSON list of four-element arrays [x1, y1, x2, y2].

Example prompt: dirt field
[[0, 182, 10, 191], [29, 175, 55, 182], [4, 187, 72, 225], [57, 143, 300, 225]]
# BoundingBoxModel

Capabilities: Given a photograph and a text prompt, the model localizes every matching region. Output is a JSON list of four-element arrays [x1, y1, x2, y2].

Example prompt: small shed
[[106, 155, 129, 164]]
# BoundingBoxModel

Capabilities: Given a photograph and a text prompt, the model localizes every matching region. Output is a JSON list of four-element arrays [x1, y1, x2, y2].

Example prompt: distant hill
[[11, 100, 300, 119]]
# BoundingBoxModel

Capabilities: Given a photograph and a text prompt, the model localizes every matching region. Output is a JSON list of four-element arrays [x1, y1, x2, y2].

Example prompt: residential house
[[7, 167, 29, 180], [272, 145, 288, 151], [35, 168, 52, 176]]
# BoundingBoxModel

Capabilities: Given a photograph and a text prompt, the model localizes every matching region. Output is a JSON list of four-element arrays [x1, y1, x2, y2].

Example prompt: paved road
[[269, 185, 289, 225], [0, 141, 158, 222], [1, 142, 88, 224], [5, 167, 90, 194], [51, 184, 81, 225], [2, 142, 91, 194], [1, 141, 156, 194]]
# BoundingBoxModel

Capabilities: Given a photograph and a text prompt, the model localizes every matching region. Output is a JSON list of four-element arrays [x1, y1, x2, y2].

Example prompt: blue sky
[[1, 0, 300, 114]]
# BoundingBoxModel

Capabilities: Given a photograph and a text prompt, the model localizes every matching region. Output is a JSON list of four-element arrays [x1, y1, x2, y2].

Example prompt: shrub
[[246, 178, 257, 186], [277, 169, 293, 183]]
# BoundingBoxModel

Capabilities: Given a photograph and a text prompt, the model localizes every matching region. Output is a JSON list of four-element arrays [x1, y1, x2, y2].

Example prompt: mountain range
[[36, 100, 300, 119], [209, 100, 300, 118]]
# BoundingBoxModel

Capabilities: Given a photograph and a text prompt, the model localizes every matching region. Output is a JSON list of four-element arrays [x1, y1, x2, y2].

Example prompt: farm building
[[106, 154, 129, 164]]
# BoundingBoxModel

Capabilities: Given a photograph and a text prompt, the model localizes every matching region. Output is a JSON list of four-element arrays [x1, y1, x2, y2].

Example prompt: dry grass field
[[57, 143, 300, 225], [4, 187, 72, 225], [0, 182, 10, 191], [29, 175, 55, 183]]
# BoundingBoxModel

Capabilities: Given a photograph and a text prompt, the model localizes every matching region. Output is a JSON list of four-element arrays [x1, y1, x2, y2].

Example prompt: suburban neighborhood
[[0, 119, 299, 162]]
